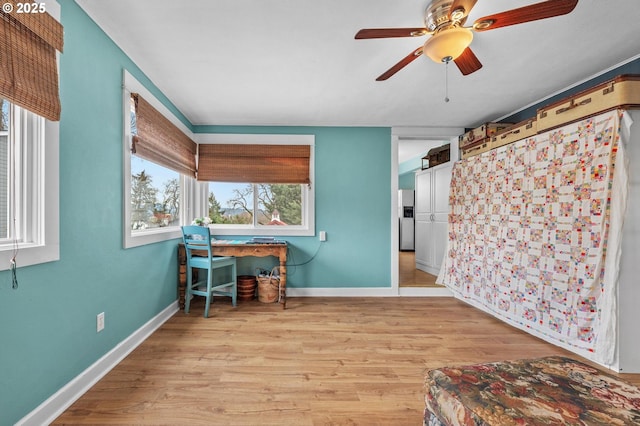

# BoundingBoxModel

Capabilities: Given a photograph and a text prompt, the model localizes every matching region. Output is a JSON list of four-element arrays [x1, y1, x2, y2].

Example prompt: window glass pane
[[208, 182, 303, 227], [0, 99, 9, 239], [130, 155, 180, 231], [0, 99, 8, 131], [257, 184, 302, 226], [209, 182, 253, 224], [130, 97, 137, 135]]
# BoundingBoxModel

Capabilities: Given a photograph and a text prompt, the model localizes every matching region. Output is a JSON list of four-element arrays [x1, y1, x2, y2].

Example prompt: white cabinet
[[414, 163, 452, 275]]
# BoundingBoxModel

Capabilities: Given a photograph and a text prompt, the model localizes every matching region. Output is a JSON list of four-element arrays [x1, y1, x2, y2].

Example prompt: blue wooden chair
[[181, 225, 237, 317]]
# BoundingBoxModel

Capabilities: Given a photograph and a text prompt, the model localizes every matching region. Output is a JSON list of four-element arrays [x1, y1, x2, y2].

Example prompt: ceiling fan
[[355, 0, 578, 81]]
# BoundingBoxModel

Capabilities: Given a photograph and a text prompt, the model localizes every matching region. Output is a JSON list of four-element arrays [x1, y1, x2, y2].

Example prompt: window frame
[[197, 133, 315, 237], [0, 91, 60, 271], [122, 70, 206, 248], [0, 0, 60, 271]]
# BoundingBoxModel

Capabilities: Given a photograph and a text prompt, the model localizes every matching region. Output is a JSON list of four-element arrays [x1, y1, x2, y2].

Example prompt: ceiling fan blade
[[376, 47, 424, 81], [355, 28, 430, 39], [472, 0, 578, 32], [448, 0, 478, 20], [454, 47, 482, 75]]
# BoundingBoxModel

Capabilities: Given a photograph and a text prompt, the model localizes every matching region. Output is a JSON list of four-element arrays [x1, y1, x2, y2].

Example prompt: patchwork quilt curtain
[[441, 110, 625, 364]]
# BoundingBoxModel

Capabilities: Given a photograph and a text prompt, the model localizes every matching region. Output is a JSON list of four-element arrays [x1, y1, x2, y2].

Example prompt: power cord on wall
[[286, 242, 322, 267], [285, 241, 323, 278]]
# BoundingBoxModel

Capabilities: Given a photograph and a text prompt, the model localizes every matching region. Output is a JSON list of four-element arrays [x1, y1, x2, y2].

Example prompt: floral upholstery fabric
[[424, 356, 640, 425]]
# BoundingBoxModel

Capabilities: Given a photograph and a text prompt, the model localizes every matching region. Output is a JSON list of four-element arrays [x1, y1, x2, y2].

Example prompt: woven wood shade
[[131, 94, 197, 177], [198, 144, 311, 184], [0, 2, 63, 121]]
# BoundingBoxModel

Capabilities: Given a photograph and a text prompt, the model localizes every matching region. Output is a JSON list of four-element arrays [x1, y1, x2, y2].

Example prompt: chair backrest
[[181, 225, 212, 260]]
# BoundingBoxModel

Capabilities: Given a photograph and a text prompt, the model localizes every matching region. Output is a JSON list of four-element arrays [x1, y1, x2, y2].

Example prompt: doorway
[[396, 137, 447, 289], [399, 251, 438, 287]]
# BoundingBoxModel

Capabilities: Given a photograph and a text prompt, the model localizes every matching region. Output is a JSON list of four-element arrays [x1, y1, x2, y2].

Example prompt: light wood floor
[[54, 297, 640, 425], [398, 251, 440, 287]]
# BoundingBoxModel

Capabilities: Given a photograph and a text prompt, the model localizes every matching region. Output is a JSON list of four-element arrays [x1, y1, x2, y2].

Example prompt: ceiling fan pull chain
[[444, 60, 450, 103]]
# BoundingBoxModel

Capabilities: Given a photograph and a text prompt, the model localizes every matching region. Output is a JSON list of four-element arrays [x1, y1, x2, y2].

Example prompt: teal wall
[[398, 155, 425, 190], [399, 171, 416, 190], [0, 2, 392, 423], [194, 125, 392, 288], [398, 155, 423, 176], [398, 156, 423, 190]]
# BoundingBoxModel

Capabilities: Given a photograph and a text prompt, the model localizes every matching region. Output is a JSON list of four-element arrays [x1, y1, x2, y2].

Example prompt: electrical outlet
[[97, 312, 105, 332], [319, 231, 327, 242]]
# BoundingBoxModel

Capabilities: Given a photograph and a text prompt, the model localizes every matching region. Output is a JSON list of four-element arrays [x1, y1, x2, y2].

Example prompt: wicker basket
[[256, 267, 279, 303]]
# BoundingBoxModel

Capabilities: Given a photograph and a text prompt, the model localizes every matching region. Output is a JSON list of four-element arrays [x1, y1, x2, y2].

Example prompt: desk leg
[[280, 254, 286, 309]]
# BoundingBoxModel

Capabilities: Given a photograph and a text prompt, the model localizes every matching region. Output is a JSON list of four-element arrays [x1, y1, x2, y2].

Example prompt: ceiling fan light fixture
[[422, 27, 473, 63]]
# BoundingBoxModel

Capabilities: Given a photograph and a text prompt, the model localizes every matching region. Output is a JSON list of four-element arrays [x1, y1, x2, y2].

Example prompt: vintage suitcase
[[461, 140, 490, 160], [459, 122, 512, 148], [491, 117, 537, 150], [422, 144, 450, 169], [537, 74, 640, 132]]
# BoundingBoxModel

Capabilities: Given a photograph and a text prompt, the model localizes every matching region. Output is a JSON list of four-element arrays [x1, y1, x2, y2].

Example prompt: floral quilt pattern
[[423, 356, 640, 425], [442, 110, 621, 357]]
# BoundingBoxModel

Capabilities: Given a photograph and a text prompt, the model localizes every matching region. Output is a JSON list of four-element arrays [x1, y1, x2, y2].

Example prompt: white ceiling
[[75, 0, 640, 129]]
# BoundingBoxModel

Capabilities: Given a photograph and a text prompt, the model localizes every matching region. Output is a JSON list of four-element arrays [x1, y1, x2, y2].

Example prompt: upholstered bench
[[424, 356, 640, 425]]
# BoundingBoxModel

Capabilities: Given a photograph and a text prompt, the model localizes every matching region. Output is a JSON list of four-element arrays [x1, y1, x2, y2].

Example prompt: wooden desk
[[178, 242, 288, 309]]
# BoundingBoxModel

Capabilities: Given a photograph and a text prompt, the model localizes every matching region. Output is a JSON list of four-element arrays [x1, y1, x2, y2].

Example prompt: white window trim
[[0, 0, 61, 271], [0, 109, 60, 270], [195, 133, 315, 237], [122, 70, 206, 248]]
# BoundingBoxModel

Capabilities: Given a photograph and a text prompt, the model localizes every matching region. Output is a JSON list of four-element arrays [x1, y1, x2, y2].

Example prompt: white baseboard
[[415, 262, 440, 276], [287, 287, 397, 297], [17, 301, 179, 426], [398, 287, 453, 297], [287, 286, 454, 297]]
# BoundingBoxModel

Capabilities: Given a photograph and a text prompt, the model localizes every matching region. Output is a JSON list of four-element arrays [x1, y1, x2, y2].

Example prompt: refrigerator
[[399, 189, 414, 251]]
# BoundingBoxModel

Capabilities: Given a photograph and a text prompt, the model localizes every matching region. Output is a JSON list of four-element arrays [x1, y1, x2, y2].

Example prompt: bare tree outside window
[[130, 158, 181, 231], [208, 183, 302, 226]]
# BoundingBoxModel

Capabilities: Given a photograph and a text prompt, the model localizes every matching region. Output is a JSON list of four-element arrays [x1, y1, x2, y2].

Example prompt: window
[[130, 156, 181, 231], [209, 182, 304, 226], [129, 97, 182, 232], [122, 70, 206, 248], [122, 73, 314, 242], [196, 134, 315, 237], [0, 98, 59, 270]]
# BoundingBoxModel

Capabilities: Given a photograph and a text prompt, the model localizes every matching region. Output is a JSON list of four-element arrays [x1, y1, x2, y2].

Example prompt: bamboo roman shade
[[131, 93, 197, 178], [0, 1, 63, 121], [197, 144, 311, 184]]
